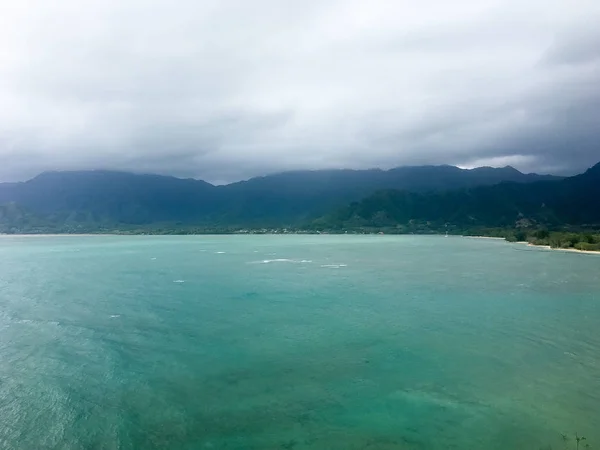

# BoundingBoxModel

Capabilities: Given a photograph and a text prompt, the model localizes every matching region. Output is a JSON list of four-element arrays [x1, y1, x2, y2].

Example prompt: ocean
[[0, 235, 598, 449]]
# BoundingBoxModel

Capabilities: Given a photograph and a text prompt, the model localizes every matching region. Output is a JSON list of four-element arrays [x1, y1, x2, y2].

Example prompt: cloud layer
[[1, 0, 599, 182]]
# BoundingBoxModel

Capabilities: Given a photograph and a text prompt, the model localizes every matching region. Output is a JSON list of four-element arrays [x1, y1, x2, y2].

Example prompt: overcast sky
[[1, 0, 599, 183]]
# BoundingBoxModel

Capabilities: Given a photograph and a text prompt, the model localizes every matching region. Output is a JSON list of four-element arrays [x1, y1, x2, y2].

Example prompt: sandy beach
[[524, 242, 600, 255], [464, 236, 600, 255]]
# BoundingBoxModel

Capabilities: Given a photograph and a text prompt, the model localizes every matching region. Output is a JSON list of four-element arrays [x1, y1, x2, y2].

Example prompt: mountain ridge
[[2, 163, 560, 187], [313, 160, 600, 232], [0, 164, 570, 232]]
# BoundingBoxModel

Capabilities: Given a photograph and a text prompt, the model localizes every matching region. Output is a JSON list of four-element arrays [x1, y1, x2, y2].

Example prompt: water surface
[[0, 235, 598, 449]]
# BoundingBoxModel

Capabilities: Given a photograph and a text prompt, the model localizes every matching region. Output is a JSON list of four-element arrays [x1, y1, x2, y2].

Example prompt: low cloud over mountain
[[1, 0, 599, 182]]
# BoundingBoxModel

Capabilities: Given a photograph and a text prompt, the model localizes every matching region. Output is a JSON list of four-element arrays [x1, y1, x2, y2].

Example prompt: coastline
[[461, 235, 598, 254], [521, 242, 600, 255], [2, 233, 600, 255], [463, 235, 600, 255]]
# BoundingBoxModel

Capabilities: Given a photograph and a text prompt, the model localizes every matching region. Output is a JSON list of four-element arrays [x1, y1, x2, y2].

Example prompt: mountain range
[[314, 162, 600, 233], [0, 165, 562, 233]]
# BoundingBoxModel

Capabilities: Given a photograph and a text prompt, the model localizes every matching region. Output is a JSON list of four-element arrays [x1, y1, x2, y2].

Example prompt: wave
[[15, 319, 59, 326], [253, 259, 313, 264]]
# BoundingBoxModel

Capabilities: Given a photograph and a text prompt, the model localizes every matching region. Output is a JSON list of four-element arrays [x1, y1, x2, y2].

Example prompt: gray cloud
[[1, 0, 599, 183]]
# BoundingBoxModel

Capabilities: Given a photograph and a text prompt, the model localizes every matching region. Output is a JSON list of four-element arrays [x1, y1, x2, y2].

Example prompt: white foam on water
[[15, 319, 59, 326], [321, 264, 346, 268], [215, 251, 226, 254], [110, 315, 120, 318], [151, 257, 157, 260], [173, 280, 185, 283], [259, 259, 313, 264]]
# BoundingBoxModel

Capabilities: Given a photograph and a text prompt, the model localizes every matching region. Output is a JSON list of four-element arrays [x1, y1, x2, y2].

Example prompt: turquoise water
[[0, 235, 599, 449]]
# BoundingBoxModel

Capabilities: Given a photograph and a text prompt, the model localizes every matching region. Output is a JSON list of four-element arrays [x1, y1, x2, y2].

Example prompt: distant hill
[[0, 170, 218, 223], [313, 162, 600, 232], [0, 165, 562, 232], [220, 165, 559, 223], [0, 203, 43, 231]]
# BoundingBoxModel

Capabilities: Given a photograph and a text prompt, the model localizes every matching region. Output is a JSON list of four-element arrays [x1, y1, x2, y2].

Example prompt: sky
[[1, 0, 599, 183]]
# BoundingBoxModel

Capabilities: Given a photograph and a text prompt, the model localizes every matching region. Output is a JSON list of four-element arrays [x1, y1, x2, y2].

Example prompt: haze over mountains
[[1, 162, 590, 234]]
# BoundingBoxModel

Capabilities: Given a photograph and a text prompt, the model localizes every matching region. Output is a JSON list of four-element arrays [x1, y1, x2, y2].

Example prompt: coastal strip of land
[[2, 230, 600, 255], [522, 242, 600, 255]]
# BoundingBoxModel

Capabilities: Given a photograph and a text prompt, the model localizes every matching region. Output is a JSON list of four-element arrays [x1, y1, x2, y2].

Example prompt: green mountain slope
[[219, 165, 559, 222], [313, 162, 600, 233], [0, 165, 559, 230]]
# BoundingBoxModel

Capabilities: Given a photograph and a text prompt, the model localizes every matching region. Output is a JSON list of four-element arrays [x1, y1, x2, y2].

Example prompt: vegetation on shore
[[307, 225, 600, 252], [485, 228, 600, 252], [1, 218, 599, 253]]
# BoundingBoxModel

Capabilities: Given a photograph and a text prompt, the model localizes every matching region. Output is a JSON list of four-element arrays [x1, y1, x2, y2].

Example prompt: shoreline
[[463, 236, 600, 255], [464, 236, 600, 255], [521, 242, 600, 255], [454, 235, 600, 254], [2, 233, 599, 255]]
